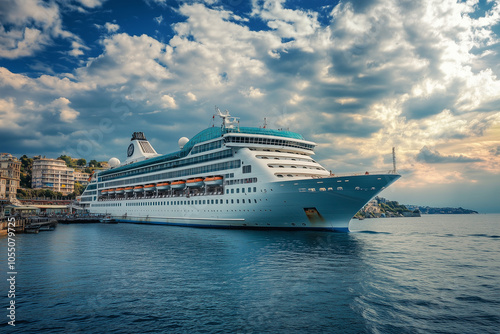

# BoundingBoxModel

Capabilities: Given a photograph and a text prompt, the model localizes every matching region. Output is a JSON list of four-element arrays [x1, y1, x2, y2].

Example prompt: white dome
[[178, 137, 189, 149], [108, 157, 121, 168]]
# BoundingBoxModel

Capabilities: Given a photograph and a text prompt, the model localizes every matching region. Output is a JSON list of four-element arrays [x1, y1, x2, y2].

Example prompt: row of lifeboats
[[101, 176, 223, 195]]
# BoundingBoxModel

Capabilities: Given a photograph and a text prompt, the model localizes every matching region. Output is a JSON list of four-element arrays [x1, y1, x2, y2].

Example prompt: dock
[[0, 217, 58, 235]]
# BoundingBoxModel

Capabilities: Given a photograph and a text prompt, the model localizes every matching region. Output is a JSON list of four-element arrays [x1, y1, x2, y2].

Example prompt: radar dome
[[178, 137, 189, 149], [108, 157, 120, 168]]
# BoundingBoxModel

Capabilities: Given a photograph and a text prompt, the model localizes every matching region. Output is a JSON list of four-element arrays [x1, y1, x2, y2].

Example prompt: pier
[[0, 217, 58, 235]]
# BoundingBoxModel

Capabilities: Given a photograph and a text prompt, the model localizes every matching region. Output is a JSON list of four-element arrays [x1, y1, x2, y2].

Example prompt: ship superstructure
[[80, 109, 400, 231]]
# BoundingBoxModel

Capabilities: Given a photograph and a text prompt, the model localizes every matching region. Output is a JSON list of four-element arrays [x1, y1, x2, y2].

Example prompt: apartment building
[[74, 171, 91, 186], [0, 153, 21, 200], [32, 158, 74, 195]]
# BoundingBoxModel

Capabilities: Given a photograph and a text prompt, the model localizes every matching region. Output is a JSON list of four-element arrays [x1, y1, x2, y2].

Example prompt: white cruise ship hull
[[90, 174, 399, 232]]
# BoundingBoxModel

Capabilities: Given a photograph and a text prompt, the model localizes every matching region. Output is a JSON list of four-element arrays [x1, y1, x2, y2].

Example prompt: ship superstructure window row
[[103, 160, 241, 188], [101, 149, 233, 182], [225, 136, 315, 151], [191, 140, 223, 154]]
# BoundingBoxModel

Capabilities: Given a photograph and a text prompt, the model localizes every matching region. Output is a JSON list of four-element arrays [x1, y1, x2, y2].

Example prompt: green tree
[[58, 155, 73, 167], [19, 155, 33, 188], [74, 182, 85, 196], [76, 158, 87, 166]]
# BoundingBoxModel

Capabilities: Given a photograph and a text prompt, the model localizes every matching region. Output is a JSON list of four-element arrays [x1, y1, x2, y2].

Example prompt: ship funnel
[[124, 132, 160, 164]]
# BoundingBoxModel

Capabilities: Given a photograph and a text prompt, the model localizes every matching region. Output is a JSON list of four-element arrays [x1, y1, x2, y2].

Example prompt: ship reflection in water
[[5, 214, 499, 333]]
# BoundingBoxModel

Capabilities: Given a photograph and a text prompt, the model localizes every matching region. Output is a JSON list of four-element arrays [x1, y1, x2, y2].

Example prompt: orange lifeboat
[[171, 180, 186, 189], [144, 184, 156, 192], [124, 186, 134, 193], [133, 185, 144, 192], [204, 176, 223, 186], [115, 187, 125, 194], [186, 177, 204, 187], [156, 182, 170, 190], [107, 188, 116, 194]]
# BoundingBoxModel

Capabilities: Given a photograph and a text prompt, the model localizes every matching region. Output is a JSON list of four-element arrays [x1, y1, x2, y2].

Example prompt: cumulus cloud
[[0, 0, 87, 58], [416, 146, 483, 164]]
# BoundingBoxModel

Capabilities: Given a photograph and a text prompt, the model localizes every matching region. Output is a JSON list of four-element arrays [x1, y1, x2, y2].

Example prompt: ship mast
[[392, 147, 397, 173]]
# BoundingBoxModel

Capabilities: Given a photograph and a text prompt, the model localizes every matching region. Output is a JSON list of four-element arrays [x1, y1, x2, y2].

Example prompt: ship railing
[[327, 169, 398, 178]]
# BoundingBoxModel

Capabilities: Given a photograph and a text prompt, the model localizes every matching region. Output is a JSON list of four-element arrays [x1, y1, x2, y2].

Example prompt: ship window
[[242, 199, 245, 203], [231, 189, 234, 194], [236, 188, 240, 193], [248, 187, 251, 192], [242, 188, 245, 193], [211, 200, 214, 204], [237, 199, 239, 203], [226, 200, 229, 204], [243, 165, 252, 173], [226, 189, 229, 194], [277, 175, 284, 178], [337, 187, 343, 191], [253, 187, 256, 192], [231, 199, 234, 204]]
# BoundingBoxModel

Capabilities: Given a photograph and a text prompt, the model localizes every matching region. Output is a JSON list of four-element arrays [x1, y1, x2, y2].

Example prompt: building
[[32, 158, 74, 195], [73, 171, 91, 186], [0, 153, 21, 200]]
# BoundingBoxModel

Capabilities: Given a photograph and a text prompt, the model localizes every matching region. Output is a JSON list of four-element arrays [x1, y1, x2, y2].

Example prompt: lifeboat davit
[[171, 180, 186, 189], [144, 184, 156, 192], [156, 182, 170, 190], [204, 176, 223, 186], [133, 185, 144, 192], [124, 186, 134, 193], [115, 187, 125, 194], [186, 177, 204, 187]]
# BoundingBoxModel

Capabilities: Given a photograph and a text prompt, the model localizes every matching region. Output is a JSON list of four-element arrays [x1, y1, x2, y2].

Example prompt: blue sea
[[1, 214, 499, 333]]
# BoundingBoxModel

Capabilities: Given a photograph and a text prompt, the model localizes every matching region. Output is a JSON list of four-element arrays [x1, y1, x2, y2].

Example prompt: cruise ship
[[79, 109, 400, 231]]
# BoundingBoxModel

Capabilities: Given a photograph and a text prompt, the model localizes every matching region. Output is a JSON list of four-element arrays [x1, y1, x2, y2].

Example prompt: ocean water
[[1, 214, 499, 333]]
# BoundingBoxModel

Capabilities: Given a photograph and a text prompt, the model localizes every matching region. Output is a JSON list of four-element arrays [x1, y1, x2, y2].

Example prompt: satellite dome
[[178, 137, 189, 149], [108, 157, 120, 168]]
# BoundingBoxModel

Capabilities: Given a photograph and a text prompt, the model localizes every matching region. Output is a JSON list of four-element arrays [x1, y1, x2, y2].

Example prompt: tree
[[89, 159, 99, 167], [58, 155, 73, 167], [74, 182, 85, 196], [76, 158, 87, 166], [19, 155, 33, 188]]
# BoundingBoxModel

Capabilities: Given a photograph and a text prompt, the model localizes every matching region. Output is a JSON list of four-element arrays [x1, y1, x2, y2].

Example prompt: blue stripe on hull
[[114, 219, 350, 232]]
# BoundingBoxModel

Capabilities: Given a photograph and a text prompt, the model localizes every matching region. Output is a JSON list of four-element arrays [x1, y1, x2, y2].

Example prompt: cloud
[[416, 146, 483, 164], [161, 94, 177, 109], [0, 0, 87, 58], [105, 23, 120, 33]]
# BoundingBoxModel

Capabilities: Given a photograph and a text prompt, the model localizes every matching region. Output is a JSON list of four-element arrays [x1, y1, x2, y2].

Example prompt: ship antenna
[[263, 117, 267, 129], [392, 147, 397, 174]]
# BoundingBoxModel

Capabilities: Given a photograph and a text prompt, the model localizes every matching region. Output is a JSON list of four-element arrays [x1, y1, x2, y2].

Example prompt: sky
[[0, 0, 499, 212]]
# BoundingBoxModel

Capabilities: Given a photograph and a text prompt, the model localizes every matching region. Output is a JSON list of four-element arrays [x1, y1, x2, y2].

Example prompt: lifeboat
[[107, 188, 116, 195], [144, 184, 156, 192], [156, 182, 170, 190], [170, 180, 186, 189], [115, 187, 125, 194], [124, 186, 134, 193], [101, 189, 109, 195], [133, 185, 144, 192], [186, 177, 204, 187], [204, 176, 223, 186]]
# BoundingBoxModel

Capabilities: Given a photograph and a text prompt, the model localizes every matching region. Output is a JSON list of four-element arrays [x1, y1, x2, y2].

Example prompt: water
[[1, 214, 499, 333]]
